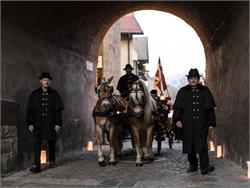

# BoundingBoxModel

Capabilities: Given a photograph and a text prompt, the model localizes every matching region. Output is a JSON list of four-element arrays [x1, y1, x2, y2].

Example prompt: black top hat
[[38, 72, 53, 80], [123, 64, 134, 70], [186, 68, 201, 78]]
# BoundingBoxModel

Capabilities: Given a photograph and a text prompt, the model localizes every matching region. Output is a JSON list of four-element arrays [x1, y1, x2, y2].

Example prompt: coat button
[[197, 109, 199, 111], [42, 113, 44, 116], [193, 102, 196, 104], [193, 109, 196, 111], [45, 93, 48, 95], [193, 96, 195, 98], [193, 116, 196, 119], [196, 116, 199, 118], [42, 103, 44, 106], [196, 89, 198, 92], [197, 96, 199, 98], [196, 102, 199, 104]]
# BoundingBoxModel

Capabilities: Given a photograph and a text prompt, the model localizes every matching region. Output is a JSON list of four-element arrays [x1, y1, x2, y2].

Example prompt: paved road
[[1, 141, 250, 188]]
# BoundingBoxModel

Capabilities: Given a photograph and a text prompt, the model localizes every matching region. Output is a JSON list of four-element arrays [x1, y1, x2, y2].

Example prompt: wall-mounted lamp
[[143, 63, 150, 72], [97, 56, 103, 69]]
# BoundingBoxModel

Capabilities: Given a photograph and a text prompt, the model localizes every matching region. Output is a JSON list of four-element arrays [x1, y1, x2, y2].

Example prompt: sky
[[134, 10, 206, 79]]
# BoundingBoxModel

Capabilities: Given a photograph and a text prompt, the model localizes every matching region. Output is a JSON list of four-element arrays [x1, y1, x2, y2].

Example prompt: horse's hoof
[[109, 161, 117, 166], [148, 158, 154, 162], [136, 163, 143, 167], [98, 161, 106, 166], [144, 157, 154, 162]]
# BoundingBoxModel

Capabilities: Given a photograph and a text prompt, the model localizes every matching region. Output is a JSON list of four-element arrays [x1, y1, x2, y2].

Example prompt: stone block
[[1, 153, 17, 174], [1, 125, 17, 138], [1, 137, 17, 154]]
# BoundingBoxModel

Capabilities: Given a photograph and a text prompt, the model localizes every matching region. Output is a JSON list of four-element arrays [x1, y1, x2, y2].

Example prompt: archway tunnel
[[1, 1, 249, 173]]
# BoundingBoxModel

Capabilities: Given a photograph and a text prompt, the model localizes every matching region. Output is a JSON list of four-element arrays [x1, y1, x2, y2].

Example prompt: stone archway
[[89, 2, 249, 169], [2, 2, 248, 173]]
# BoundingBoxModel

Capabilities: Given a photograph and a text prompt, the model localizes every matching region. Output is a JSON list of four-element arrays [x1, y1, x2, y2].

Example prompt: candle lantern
[[209, 141, 215, 151], [247, 161, 250, 178], [217, 145, 222, 158], [41, 150, 47, 164], [87, 141, 93, 151]]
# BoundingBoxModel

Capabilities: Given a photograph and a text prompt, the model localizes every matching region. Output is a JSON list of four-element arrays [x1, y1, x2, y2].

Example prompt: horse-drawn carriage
[[92, 77, 174, 167]]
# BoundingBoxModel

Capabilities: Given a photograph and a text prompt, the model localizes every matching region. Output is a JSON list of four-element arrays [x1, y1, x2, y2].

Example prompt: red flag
[[154, 57, 168, 93]]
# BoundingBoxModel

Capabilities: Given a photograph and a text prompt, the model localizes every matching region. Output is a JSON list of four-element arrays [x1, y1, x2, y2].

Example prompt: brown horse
[[93, 77, 127, 166], [128, 79, 158, 166]]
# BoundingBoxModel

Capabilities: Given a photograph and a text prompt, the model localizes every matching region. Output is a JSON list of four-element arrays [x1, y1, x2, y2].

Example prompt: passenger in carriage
[[150, 89, 171, 122], [172, 68, 216, 175], [151, 89, 174, 149], [117, 64, 139, 101]]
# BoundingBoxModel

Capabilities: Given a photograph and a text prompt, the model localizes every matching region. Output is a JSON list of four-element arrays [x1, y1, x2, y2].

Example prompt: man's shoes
[[29, 165, 41, 173], [186, 166, 198, 173], [201, 165, 215, 175], [49, 161, 57, 168]]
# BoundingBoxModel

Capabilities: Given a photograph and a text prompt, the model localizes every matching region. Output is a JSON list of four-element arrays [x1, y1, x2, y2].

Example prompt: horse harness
[[92, 95, 127, 117]]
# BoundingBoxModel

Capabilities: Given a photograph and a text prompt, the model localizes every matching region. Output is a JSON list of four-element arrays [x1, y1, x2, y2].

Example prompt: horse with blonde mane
[[128, 79, 158, 166], [93, 77, 127, 166]]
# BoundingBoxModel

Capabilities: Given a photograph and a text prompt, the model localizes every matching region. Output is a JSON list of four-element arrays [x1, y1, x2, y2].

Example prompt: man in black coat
[[27, 72, 64, 173], [117, 64, 139, 100], [172, 68, 216, 175]]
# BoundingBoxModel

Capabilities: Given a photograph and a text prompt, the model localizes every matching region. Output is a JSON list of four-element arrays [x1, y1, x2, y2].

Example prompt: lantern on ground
[[217, 145, 222, 158], [87, 141, 93, 151], [41, 150, 47, 164], [247, 161, 250, 178], [209, 141, 215, 151]]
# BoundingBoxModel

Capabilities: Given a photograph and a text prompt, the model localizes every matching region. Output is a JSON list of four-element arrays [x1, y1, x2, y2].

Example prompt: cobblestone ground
[[1, 141, 250, 188]]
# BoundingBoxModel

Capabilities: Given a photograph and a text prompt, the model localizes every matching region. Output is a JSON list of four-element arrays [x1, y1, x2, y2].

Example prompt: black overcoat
[[27, 87, 64, 140], [172, 84, 216, 154], [117, 73, 139, 99]]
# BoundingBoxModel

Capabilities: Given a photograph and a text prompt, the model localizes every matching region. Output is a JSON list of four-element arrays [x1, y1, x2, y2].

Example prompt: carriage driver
[[117, 64, 139, 100], [117, 64, 139, 148]]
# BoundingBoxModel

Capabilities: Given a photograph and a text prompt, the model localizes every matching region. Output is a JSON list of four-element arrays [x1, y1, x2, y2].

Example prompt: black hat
[[38, 72, 53, 80], [123, 64, 134, 70], [186, 68, 201, 78]]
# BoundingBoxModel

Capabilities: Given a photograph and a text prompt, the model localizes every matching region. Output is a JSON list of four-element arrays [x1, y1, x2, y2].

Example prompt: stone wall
[[1, 23, 96, 171], [102, 21, 121, 93], [1, 99, 19, 174], [206, 4, 249, 168]]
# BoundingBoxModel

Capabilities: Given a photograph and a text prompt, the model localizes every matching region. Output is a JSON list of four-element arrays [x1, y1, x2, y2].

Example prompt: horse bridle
[[93, 83, 116, 117], [129, 82, 145, 106]]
